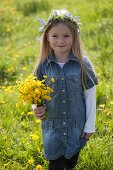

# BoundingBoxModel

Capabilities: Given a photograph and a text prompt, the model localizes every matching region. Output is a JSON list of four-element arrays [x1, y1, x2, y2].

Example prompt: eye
[[64, 35, 70, 37], [52, 35, 57, 37]]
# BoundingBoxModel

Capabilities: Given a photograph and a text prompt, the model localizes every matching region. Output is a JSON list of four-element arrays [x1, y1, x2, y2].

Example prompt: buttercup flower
[[28, 158, 34, 164], [37, 147, 40, 152], [27, 111, 34, 115], [110, 101, 113, 105], [36, 119, 41, 124], [36, 164, 42, 170], [99, 104, 105, 108], [16, 74, 53, 106], [30, 134, 39, 141]]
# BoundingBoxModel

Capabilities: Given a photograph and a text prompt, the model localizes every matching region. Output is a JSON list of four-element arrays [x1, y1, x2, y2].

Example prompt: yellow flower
[[51, 77, 55, 82], [0, 100, 6, 104], [4, 163, 9, 167], [7, 66, 14, 72], [1, 86, 6, 89], [4, 86, 13, 93], [37, 147, 40, 152], [107, 111, 112, 116], [28, 158, 34, 164], [43, 75, 47, 79], [15, 103, 19, 109], [110, 101, 113, 105], [103, 109, 108, 113], [27, 111, 33, 115], [35, 119, 41, 124], [22, 66, 27, 70], [30, 134, 39, 141], [36, 164, 42, 170], [99, 104, 105, 108], [16, 74, 53, 106], [43, 95, 51, 100]]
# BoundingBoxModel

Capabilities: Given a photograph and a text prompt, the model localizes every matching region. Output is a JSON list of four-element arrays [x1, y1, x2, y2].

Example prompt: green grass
[[0, 0, 113, 169]]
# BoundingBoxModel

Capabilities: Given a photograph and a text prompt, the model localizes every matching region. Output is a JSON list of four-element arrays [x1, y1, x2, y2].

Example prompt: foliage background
[[0, 0, 113, 169]]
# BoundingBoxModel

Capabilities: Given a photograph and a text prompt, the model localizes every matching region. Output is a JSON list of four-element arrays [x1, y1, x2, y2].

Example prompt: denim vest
[[36, 53, 98, 160]]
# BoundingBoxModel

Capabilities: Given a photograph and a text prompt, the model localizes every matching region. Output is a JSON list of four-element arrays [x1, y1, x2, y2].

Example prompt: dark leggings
[[49, 152, 79, 170]]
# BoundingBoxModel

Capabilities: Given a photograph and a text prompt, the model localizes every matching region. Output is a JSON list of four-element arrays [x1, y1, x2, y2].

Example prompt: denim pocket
[[41, 119, 53, 133], [67, 75, 81, 94]]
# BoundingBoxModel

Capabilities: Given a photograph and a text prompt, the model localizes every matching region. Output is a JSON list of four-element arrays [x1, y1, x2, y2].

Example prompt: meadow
[[0, 0, 113, 169]]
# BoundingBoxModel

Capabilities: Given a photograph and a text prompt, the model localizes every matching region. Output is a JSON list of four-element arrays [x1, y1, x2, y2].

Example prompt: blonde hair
[[34, 20, 87, 89]]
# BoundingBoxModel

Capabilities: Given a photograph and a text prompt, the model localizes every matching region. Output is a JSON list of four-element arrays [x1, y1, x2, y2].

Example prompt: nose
[[57, 37, 65, 44]]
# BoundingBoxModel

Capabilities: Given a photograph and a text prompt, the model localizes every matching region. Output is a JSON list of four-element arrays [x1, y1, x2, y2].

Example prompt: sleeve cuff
[[83, 125, 95, 133]]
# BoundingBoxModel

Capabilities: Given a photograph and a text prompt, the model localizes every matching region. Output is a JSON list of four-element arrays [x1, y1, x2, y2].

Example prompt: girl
[[33, 9, 98, 170]]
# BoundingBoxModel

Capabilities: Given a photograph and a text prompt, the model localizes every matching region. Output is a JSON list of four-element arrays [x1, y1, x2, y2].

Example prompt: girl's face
[[47, 23, 73, 58]]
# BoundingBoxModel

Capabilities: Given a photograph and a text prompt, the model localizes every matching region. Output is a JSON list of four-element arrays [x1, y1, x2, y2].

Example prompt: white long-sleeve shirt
[[83, 86, 96, 133]]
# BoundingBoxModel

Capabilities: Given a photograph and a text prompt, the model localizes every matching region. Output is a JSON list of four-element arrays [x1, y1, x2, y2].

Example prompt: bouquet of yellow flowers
[[17, 74, 53, 106]]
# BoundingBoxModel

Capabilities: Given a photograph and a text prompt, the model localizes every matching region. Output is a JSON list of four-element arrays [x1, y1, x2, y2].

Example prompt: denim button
[[61, 77, 64, 80], [62, 89, 65, 92], [62, 122, 66, 125], [62, 100, 66, 103], [63, 133, 66, 135], [63, 112, 66, 114]]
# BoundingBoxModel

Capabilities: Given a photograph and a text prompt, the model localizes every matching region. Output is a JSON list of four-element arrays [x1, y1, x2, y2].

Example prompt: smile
[[57, 45, 66, 47]]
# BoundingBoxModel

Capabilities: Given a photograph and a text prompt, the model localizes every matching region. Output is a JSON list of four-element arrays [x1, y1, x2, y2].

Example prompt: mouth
[[57, 45, 65, 47]]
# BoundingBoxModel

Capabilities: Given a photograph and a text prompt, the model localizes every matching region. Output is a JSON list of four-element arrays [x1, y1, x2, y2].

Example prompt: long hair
[[34, 20, 87, 89]]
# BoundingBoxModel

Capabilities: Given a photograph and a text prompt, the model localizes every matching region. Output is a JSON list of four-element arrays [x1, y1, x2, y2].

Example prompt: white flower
[[38, 26, 44, 32], [38, 18, 46, 26]]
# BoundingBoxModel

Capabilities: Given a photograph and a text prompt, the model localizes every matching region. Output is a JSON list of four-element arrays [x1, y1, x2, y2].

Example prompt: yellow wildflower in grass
[[22, 66, 27, 70], [28, 158, 34, 165], [99, 104, 105, 109], [1, 86, 6, 90], [35, 119, 41, 124], [110, 101, 113, 105], [4, 163, 9, 167], [16, 74, 53, 106], [30, 134, 39, 141], [27, 111, 34, 115], [37, 147, 40, 152], [7, 66, 14, 72], [15, 103, 19, 109], [103, 109, 108, 113], [0, 100, 6, 104], [107, 111, 112, 116], [36, 164, 42, 170], [4, 86, 13, 93]]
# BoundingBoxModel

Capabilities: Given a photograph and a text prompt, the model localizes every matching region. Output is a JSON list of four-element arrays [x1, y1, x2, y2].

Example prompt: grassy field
[[0, 0, 113, 169]]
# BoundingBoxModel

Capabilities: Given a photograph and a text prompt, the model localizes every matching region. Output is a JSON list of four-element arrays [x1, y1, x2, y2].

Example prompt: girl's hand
[[81, 132, 94, 140], [34, 105, 46, 120]]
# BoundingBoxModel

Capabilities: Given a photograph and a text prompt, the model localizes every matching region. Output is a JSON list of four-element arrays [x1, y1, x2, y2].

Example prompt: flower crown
[[37, 9, 81, 35]]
